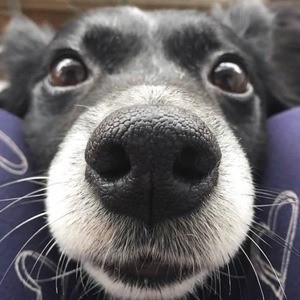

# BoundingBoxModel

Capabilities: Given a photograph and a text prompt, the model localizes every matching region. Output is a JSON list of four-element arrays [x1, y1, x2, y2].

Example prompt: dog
[[1, 1, 300, 299]]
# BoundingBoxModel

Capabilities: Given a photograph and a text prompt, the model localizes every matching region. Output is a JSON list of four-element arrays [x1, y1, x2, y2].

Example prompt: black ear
[[215, 1, 300, 115], [214, 1, 274, 57], [0, 15, 54, 117], [268, 2, 300, 113]]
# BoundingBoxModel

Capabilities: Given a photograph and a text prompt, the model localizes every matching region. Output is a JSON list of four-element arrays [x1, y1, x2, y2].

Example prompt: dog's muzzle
[[85, 105, 221, 224]]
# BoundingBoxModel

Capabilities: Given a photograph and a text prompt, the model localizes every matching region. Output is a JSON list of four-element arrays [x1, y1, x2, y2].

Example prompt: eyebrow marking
[[82, 26, 141, 72], [164, 25, 221, 71]]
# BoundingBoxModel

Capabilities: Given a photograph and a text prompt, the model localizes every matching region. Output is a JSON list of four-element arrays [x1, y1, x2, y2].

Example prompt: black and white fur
[[1, 1, 300, 299]]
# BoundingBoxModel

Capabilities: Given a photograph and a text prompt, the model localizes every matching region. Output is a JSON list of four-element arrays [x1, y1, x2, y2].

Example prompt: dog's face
[[1, 2, 292, 299]]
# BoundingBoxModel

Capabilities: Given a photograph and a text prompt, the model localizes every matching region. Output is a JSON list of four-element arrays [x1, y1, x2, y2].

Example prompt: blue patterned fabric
[[0, 108, 299, 300], [204, 107, 300, 300], [250, 108, 300, 300]]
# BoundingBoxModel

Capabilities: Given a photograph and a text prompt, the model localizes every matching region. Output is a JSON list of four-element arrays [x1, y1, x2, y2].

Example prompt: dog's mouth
[[94, 258, 197, 286]]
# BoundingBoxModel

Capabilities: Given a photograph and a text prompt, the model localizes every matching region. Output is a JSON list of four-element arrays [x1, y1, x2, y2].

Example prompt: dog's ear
[[268, 2, 300, 114], [0, 16, 54, 117], [215, 1, 300, 115], [214, 1, 273, 59]]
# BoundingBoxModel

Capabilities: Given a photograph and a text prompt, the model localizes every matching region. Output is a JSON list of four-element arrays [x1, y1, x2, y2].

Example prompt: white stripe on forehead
[[127, 7, 158, 30], [83, 6, 158, 31]]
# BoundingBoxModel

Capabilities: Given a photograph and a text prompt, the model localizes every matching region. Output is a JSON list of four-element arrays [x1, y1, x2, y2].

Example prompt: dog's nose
[[85, 105, 221, 224]]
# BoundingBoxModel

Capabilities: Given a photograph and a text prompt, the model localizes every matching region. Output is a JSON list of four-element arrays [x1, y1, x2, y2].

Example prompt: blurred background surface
[[0, 0, 284, 32]]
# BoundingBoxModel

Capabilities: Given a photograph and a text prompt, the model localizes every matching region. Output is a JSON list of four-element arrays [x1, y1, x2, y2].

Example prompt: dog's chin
[[84, 259, 206, 300]]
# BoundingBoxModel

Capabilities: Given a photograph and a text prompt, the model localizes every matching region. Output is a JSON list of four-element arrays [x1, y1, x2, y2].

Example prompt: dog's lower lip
[[100, 259, 196, 285]]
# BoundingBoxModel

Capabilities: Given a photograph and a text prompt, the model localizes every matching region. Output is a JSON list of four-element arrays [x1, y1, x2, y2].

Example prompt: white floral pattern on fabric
[[14, 251, 57, 300], [251, 191, 299, 300], [0, 130, 28, 175]]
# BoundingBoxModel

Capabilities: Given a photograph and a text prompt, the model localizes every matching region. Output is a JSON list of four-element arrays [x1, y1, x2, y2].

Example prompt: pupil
[[212, 62, 247, 93], [51, 58, 86, 86], [221, 70, 236, 90], [65, 68, 77, 79]]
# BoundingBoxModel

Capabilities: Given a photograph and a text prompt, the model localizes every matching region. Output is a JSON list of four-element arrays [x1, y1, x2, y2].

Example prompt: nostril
[[87, 144, 131, 181], [173, 146, 218, 182], [85, 105, 224, 223]]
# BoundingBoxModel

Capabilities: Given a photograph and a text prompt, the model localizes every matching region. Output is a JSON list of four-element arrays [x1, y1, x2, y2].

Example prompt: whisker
[[218, 270, 245, 279], [247, 234, 287, 299], [248, 227, 271, 248], [0, 211, 47, 245], [15, 249, 80, 295], [20, 199, 45, 205], [0, 193, 46, 202], [0, 210, 75, 287], [0, 176, 49, 190], [36, 240, 58, 282], [61, 256, 72, 295], [254, 186, 282, 194], [78, 275, 99, 299], [56, 252, 69, 297], [251, 219, 300, 257], [255, 190, 280, 196], [80, 263, 89, 296], [84, 275, 95, 298], [14, 250, 57, 296], [29, 236, 56, 277], [56, 251, 66, 294], [226, 263, 232, 295], [0, 221, 50, 287], [36, 268, 81, 283], [239, 246, 265, 300], [0, 187, 47, 215], [254, 203, 290, 208], [70, 266, 86, 300]]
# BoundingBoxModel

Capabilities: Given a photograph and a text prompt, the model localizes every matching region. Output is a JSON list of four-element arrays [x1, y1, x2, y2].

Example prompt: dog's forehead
[[81, 7, 213, 32], [52, 6, 219, 49], [48, 6, 224, 77]]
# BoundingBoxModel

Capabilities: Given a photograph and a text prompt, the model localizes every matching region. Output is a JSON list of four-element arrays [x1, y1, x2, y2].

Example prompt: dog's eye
[[49, 58, 87, 87], [210, 62, 249, 94]]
